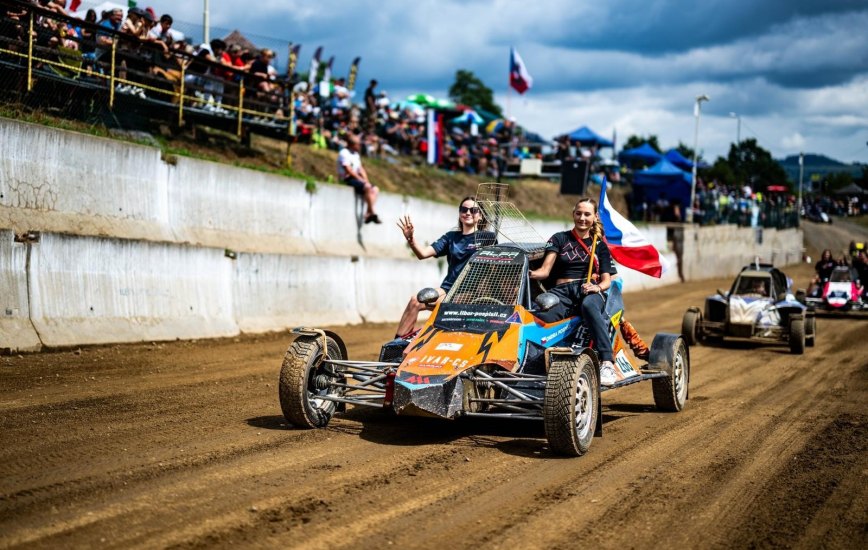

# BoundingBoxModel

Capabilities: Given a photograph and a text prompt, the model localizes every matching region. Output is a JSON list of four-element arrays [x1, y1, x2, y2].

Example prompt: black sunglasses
[[459, 206, 480, 214]]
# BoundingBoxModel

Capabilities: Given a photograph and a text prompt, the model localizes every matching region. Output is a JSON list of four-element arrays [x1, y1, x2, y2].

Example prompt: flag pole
[[587, 175, 605, 283], [586, 236, 598, 284]]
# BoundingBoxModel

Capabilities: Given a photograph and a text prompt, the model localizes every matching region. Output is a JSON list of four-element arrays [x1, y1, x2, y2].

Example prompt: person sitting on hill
[[337, 134, 381, 225]]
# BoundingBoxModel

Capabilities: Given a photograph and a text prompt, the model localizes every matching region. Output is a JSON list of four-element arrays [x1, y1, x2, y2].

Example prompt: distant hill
[[778, 154, 864, 189]]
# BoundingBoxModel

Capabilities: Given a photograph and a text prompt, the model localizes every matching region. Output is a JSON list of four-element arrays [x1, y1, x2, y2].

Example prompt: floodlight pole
[[203, 0, 210, 44], [798, 152, 804, 227], [688, 94, 710, 223], [729, 112, 740, 145]]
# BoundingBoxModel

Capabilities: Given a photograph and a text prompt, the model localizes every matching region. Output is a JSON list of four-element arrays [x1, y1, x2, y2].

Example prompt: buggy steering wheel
[[470, 296, 505, 305]]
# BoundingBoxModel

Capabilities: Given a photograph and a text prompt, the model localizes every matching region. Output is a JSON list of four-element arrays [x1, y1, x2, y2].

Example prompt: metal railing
[[0, 0, 296, 146]]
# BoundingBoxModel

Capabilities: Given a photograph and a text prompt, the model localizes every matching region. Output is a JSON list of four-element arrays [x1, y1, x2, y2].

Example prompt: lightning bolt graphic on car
[[409, 325, 441, 352], [477, 326, 508, 363]]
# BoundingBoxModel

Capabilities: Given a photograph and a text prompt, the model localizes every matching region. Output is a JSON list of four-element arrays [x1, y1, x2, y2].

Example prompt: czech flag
[[598, 178, 668, 278], [509, 47, 533, 95]]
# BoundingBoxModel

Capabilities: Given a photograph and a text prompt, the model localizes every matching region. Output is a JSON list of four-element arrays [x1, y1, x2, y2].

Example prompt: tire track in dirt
[[1, 232, 866, 548]]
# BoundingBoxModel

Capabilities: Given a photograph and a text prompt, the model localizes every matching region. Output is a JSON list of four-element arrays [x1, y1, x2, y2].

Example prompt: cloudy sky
[[104, 0, 868, 164]]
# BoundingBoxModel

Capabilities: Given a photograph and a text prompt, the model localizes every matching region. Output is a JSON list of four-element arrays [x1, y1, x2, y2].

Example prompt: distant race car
[[803, 207, 832, 224], [682, 263, 815, 354], [278, 184, 690, 457], [800, 265, 865, 314]]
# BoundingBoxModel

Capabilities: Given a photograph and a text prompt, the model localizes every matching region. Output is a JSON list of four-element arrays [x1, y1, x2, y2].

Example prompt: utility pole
[[688, 94, 710, 223], [798, 152, 804, 227], [203, 0, 210, 43]]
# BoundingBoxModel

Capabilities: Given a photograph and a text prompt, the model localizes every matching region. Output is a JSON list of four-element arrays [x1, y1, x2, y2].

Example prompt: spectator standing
[[337, 135, 381, 224], [148, 14, 178, 45], [95, 8, 122, 61], [207, 38, 233, 112], [364, 79, 377, 132]]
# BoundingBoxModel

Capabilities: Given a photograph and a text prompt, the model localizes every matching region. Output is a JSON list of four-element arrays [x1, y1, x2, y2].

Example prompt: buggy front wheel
[[544, 354, 598, 457], [279, 335, 345, 428], [789, 316, 806, 355], [652, 337, 689, 412], [805, 316, 816, 347], [681, 308, 701, 346]]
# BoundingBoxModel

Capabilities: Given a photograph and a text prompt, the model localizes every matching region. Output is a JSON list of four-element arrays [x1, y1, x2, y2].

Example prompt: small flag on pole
[[286, 44, 301, 80], [347, 57, 361, 91], [509, 47, 533, 95], [308, 46, 322, 86]]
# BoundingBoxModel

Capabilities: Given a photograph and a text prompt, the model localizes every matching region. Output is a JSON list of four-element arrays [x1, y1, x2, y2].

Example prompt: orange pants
[[620, 320, 649, 360]]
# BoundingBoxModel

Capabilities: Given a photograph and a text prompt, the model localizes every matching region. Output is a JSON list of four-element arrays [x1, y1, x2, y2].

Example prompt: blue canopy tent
[[565, 126, 613, 148], [523, 130, 551, 145], [632, 159, 693, 221], [664, 148, 694, 171], [619, 142, 663, 165]]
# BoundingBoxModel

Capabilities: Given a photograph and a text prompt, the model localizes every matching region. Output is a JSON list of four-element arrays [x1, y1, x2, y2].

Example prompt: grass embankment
[[2, 108, 630, 220]]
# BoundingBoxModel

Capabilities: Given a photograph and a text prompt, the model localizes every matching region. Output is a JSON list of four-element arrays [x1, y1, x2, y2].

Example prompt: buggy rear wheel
[[544, 354, 598, 457], [652, 337, 689, 412], [681, 308, 701, 346], [805, 316, 816, 347], [279, 335, 344, 428], [789, 316, 805, 354]]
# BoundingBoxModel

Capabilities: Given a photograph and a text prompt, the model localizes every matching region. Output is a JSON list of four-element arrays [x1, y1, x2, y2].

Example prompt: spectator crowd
[[2, 1, 863, 232]]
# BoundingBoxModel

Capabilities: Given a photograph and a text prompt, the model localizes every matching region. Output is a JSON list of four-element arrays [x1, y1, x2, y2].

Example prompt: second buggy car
[[800, 265, 866, 315], [682, 263, 815, 354]]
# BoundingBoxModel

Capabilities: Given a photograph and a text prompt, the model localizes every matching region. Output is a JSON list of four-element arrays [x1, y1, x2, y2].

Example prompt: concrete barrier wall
[[167, 157, 316, 255], [232, 252, 363, 330], [0, 119, 172, 241], [0, 231, 41, 352], [28, 233, 237, 347], [0, 118, 804, 350], [355, 256, 442, 324], [681, 225, 803, 281]]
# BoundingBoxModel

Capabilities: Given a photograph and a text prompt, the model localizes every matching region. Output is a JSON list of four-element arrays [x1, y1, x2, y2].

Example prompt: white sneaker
[[599, 361, 617, 387]]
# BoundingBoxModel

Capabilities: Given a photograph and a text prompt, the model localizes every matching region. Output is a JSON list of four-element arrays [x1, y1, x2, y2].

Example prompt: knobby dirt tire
[[805, 316, 816, 347], [279, 335, 343, 429], [789, 317, 805, 355], [681, 309, 700, 347], [544, 354, 598, 457], [652, 338, 689, 412]]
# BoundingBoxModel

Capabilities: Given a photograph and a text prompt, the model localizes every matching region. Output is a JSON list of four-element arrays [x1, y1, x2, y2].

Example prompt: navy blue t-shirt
[[544, 231, 617, 282], [431, 231, 490, 291]]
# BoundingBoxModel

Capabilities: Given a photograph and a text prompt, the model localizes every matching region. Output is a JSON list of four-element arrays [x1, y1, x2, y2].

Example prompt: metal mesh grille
[[445, 257, 523, 305], [474, 183, 546, 258]]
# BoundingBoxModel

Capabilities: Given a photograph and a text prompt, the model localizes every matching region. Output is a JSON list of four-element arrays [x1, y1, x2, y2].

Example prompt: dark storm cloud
[[161, 0, 868, 94], [534, 0, 866, 54]]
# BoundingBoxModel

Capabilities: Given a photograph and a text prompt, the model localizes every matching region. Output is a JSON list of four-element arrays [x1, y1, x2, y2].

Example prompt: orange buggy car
[[279, 243, 689, 456]]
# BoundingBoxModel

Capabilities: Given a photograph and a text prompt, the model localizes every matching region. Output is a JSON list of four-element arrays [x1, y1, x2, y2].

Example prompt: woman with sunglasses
[[529, 197, 619, 386], [394, 196, 485, 339]]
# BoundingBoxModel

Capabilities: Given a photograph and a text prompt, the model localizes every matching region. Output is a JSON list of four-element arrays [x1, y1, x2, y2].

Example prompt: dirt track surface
[[2, 234, 868, 549]]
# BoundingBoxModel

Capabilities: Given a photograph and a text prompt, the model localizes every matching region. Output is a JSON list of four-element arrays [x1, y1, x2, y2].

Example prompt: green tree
[[706, 157, 737, 188], [675, 141, 696, 163], [727, 138, 789, 191], [447, 70, 502, 117], [824, 172, 854, 193]]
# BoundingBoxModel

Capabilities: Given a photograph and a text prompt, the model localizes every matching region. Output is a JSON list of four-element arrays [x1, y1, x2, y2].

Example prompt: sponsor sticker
[[435, 343, 463, 351]]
